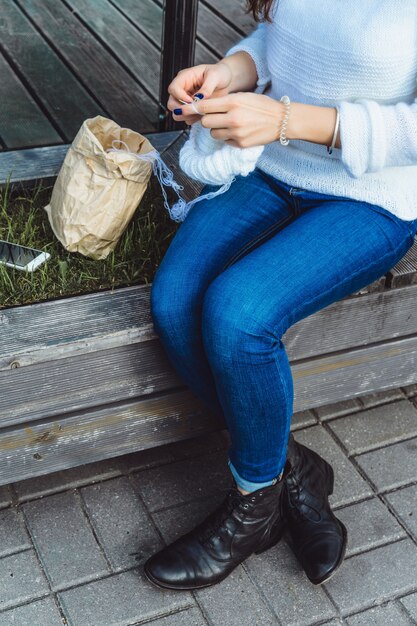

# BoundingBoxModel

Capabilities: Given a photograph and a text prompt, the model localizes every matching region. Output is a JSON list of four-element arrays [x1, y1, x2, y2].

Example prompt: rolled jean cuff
[[228, 458, 283, 493]]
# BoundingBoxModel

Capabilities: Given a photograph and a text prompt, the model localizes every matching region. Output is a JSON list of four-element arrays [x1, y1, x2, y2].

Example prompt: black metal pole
[[159, 0, 199, 132]]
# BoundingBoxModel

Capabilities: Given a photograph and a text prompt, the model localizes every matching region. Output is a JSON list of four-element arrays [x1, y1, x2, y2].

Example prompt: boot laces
[[199, 488, 247, 544]]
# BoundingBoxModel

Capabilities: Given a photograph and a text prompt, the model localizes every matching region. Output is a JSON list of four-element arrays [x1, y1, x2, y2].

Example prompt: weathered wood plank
[[292, 334, 417, 406], [0, 52, 62, 148], [1, 331, 416, 487], [195, 40, 219, 65], [0, 0, 102, 141], [18, 0, 157, 130], [386, 238, 417, 288], [0, 130, 182, 184], [1, 340, 183, 428], [205, 0, 256, 35], [66, 0, 160, 96], [197, 3, 247, 56], [2, 280, 417, 372], [2, 282, 417, 427], [110, 0, 163, 43], [0, 388, 225, 487]]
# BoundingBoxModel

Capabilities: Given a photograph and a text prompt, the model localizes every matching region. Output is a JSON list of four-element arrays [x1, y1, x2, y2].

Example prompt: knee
[[201, 275, 279, 364], [150, 262, 182, 336], [150, 260, 204, 338]]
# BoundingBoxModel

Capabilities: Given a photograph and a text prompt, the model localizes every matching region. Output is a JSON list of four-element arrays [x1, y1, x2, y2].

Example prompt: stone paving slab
[[152, 493, 226, 545], [130, 448, 231, 513], [80, 476, 163, 571], [400, 591, 417, 621], [195, 565, 279, 626], [1, 389, 417, 625], [13, 458, 122, 503], [119, 430, 230, 474], [357, 388, 406, 408], [22, 491, 109, 591], [324, 538, 417, 614], [291, 409, 318, 430], [385, 484, 417, 540], [0, 550, 49, 612], [293, 426, 373, 508], [336, 497, 406, 557], [345, 601, 413, 625], [402, 383, 417, 398], [0, 597, 64, 626], [314, 399, 362, 422], [355, 437, 417, 492], [328, 399, 417, 456], [0, 486, 12, 510], [0, 509, 31, 559], [57, 569, 195, 626], [145, 606, 208, 626], [245, 541, 337, 626]]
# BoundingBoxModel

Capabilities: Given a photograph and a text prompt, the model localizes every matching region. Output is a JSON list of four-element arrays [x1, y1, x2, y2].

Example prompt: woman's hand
[[176, 92, 285, 148], [167, 63, 234, 126]]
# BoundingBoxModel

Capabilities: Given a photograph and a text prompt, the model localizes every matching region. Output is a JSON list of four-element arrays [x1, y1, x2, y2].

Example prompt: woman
[[144, 0, 417, 589]]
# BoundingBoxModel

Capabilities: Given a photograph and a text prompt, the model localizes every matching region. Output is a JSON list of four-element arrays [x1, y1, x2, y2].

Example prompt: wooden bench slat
[[0, 340, 182, 428], [66, 0, 160, 96], [2, 282, 417, 369], [2, 283, 417, 427], [195, 40, 219, 65], [110, 0, 163, 43], [387, 238, 417, 288], [197, 3, 247, 56], [18, 0, 157, 131], [0, 0, 103, 142], [0, 388, 223, 487], [0, 52, 62, 148], [205, 0, 257, 35], [0, 130, 182, 184], [0, 331, 416, 487]]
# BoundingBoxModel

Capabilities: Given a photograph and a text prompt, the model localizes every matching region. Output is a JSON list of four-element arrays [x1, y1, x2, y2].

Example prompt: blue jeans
[[150, 167, 417, 492]]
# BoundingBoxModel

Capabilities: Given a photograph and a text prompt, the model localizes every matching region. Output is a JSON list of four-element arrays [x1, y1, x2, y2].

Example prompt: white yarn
[[179, 120, 264, 186], [106, 124, 265, 222]]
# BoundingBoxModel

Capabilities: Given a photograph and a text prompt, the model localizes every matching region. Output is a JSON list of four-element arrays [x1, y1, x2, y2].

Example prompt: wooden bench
[[1, 129, 417, 486]]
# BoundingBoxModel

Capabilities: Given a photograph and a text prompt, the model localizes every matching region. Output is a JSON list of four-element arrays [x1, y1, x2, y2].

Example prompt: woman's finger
[[210, 128, 233, 141], [200, 113, 232, 129], [180, 95, 232, 117]]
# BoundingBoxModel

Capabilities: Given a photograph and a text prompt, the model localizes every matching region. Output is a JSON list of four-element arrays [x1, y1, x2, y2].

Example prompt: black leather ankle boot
[[283, 433, 347, 585], [144, 467, 289, 591]]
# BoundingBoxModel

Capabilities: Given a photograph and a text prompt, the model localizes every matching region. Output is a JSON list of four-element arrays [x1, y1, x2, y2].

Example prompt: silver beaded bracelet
[[327, 106, 340, 154], [279, 95, 291, 146]]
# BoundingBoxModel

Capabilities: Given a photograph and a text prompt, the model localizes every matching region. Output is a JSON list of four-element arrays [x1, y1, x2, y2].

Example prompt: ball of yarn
[[179, 121, 265, 185]]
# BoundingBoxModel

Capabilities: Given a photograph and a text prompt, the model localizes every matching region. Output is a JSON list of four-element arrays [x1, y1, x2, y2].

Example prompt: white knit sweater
[[223, 0, 417, 221]]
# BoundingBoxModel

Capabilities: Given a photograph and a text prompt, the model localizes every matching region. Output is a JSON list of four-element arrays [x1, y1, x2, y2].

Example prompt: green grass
[[0, 177, 179, 309]]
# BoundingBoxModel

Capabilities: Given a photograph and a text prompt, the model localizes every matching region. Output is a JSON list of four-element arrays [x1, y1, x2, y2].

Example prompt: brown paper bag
[[44, 115, 155, 260]]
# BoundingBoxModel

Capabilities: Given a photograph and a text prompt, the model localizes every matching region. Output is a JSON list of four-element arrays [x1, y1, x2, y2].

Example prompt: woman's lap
[[150, 169, 415, 487]]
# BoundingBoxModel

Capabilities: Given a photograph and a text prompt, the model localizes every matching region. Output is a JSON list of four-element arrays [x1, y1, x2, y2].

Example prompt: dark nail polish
[[173, 108, 183, 115], [194, 93, 204, 99]]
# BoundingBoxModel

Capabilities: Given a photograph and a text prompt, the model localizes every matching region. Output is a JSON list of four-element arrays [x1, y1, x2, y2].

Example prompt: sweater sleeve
[[339, 93, 417, 178], [223, 22, 271, 94]]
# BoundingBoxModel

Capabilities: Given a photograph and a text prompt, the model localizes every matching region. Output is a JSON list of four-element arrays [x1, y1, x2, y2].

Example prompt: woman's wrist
[[284, 101, 342, 149], [216, 52, 258, 94]]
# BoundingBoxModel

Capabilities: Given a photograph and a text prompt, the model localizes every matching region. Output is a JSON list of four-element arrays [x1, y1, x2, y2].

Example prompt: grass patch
[[0, 177, 179, 309]]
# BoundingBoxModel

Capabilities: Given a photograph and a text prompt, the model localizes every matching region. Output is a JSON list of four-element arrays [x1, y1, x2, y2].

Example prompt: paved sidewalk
[[1, 386, 417, 625]]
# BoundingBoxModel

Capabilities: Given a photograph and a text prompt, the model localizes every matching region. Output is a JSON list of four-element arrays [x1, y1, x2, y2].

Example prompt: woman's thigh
[[150, 169, 296, 314], [201, 197, 415, 347]]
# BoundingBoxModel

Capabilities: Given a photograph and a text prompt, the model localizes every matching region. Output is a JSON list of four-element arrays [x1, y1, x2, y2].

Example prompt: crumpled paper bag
[[44, 115, 155, 260]]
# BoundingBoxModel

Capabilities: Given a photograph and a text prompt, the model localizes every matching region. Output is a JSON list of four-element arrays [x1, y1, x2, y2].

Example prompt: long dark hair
[[245, 0, 275, 23]]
